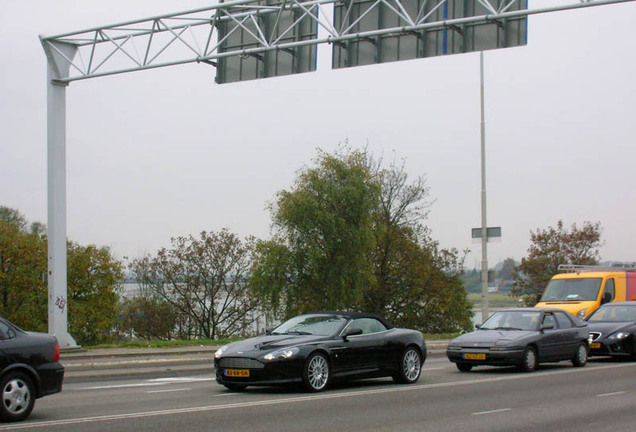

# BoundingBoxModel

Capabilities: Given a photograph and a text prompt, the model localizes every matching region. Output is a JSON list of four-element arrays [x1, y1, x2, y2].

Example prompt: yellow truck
[[535, 265, 636, 319]]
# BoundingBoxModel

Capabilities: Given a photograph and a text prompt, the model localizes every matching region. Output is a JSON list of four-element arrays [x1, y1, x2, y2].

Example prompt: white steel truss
[[40, 0, 635, 84]]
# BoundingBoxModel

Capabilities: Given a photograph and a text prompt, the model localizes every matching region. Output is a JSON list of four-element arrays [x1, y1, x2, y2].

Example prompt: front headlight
[[446, 345, 461, 351], [264, 347, 300, 361], [609, 331, 630, 340], [577, 309, 587, 319], [214, 345, 229, 359]]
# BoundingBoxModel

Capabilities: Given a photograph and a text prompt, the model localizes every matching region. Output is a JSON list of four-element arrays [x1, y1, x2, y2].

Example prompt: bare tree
[[130, 229, 260, 339]]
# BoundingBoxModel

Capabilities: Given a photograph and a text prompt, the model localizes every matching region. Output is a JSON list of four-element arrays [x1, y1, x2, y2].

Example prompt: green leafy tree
[[252, 147, 380, 316], [0, 206, 123, 344], [67, 243, 124, 345], [130, 229, 260, 339], [513, 220, 603, 305], [252, 147, 473, 333], [0, 213, 47, 331]]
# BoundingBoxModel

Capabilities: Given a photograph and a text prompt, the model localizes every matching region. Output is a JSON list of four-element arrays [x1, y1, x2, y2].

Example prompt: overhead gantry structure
[[40, 0, 635, 347]]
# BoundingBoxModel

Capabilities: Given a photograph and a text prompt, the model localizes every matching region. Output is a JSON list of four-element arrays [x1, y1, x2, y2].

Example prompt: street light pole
[[479, 51, 490, 324]]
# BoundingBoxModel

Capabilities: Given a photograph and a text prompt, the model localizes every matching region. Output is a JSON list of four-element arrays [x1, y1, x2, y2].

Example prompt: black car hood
[[451, 330, 536, 347], [223, 334, 326, 355], [588, 321, 634, 335]]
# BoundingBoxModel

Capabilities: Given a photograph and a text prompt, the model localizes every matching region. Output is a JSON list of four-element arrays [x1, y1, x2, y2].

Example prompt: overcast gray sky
[[1, 0, 635, 268]]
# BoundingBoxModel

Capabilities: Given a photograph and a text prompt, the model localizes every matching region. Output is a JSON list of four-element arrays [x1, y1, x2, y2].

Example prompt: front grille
[[218, 357, 265, 369], [589, 332, 602, 341]]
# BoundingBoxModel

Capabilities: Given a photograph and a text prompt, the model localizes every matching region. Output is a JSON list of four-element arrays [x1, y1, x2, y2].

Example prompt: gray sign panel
[[471, 226, 502, 239], [332, 0, 527, 69], [216, 1, 318, 84]]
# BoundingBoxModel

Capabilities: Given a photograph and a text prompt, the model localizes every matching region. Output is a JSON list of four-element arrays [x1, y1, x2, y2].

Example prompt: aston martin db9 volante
[[214, 312, 426, 392], [446, 308, 588, 372], [588, 301, 636, 359], [0, 317, 64, 422]]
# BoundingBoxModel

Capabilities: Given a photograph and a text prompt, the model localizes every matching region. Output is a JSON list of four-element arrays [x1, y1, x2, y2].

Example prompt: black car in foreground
[[214, 312, 426, 392], [0, 317, 64, 422], [588, 301, 636, 359], [447, 308, 589, 372]]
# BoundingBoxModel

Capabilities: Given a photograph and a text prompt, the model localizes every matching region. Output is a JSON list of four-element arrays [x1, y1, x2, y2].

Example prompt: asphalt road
[[4, 357, 636, 432]]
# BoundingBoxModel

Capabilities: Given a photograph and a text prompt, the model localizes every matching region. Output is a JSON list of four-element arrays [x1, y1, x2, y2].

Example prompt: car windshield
[[271, 314, 348, 336], [480, 311, 541, 331], [540, 278, 602, 302], [588, 305, 636, 322]]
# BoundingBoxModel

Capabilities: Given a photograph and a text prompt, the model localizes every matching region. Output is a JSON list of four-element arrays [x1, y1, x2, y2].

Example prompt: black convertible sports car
[[588, 301, 636, 359], [446, 308, 589, 372], [214, 312, 426, 392], [0, 317, 64, 422]]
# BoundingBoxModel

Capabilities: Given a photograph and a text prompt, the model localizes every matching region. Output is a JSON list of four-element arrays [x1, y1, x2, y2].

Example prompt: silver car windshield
[[480, 311, 541, 331], [271, 315, 348, 336]]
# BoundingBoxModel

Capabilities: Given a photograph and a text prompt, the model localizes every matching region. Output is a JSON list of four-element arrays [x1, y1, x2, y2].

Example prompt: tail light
[[53, 341, 60, 362]]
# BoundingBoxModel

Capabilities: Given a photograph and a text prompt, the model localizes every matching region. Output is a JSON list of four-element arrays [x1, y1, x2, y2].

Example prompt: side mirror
[[265, 327, 274, 335], [601, 292, 612, 305], [475, 324, 481, 330], [342, 327, 362, 340]]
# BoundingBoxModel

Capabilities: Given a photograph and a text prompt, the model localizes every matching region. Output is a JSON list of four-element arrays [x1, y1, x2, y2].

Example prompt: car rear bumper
[[37, 362, 64, 397]]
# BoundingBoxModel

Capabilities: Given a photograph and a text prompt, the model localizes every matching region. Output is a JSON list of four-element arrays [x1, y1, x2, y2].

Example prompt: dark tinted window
[[0, 321, 16, 340], [352, 318, 387, 334], [555, 312, 573, 329], [604, 279, 615, 301], [542, 314, 556, 329]]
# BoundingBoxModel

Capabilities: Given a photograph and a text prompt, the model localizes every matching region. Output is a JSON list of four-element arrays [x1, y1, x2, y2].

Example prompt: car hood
[[450, 330, 536, 347], [588, 321, 634, 336], [222, 334, 327, 355]]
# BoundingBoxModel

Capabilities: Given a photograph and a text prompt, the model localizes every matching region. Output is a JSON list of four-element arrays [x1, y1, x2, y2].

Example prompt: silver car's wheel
[[0, 373, 35, 422], [519, 346, 538, 372], [303, 353, 330, 392], [572, 343, 588, 367], [393, 347, 422, 384]]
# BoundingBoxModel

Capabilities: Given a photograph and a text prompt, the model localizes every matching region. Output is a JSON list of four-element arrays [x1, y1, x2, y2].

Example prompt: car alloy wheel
[[0, 373, 35, 422], [519, 346, 537, 372], [572, 343, 588, 367], [393, 347, 422, 384], [303, 353, 330, 392]]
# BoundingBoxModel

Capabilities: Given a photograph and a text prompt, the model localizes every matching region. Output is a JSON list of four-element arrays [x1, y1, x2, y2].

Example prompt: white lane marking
[[149, 377, 214, 383], [78, 377, 214, 390], [2, 362, 634, 430], [473, 408, 511, 416], [80, 382, 167, 390], [146, 388, 191, 394], [597, 391, 627, 397], [422, 367, 444, 371]]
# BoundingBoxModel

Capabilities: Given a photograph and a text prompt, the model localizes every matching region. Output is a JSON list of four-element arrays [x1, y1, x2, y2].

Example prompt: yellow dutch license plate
[[463, 353, 486, 360], [590, 342, 601, 349], [224, 369, 249, 378]]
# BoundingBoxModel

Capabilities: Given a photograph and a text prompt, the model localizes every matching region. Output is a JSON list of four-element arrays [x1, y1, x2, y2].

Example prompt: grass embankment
[[468, 292, 522, 308], [88, 338, 241, 349]]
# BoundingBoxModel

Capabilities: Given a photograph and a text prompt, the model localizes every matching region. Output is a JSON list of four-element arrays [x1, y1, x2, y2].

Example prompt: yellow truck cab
[[535, 264, 636, 319]]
